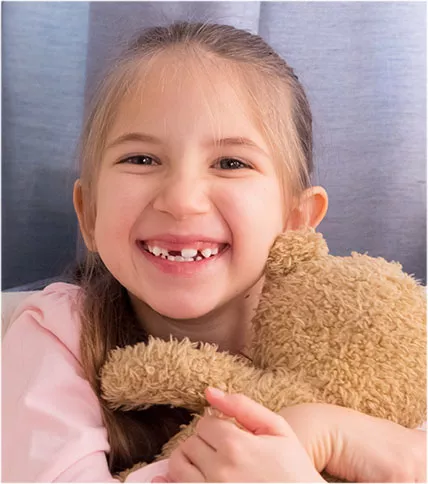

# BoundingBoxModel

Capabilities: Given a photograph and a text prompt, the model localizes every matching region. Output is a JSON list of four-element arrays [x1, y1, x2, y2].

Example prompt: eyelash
[[118, 155, 252, 170], [119, 155, 159, 166], [216, 158, 251, 170]]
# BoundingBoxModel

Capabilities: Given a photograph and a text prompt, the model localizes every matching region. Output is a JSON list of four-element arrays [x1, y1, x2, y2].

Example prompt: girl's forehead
[[109, 53, 266, 143]]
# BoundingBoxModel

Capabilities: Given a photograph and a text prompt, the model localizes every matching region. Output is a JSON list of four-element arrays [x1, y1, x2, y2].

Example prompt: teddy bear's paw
[[266, 229, 329, 279]]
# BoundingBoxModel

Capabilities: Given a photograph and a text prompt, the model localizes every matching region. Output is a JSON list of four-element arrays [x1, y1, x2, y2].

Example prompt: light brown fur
[[101, 229, 426, 480]]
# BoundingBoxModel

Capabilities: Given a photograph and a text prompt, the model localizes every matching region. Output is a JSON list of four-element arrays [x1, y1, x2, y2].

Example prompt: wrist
[[279, 403, 337, 472], [310, 404, 368, 481]]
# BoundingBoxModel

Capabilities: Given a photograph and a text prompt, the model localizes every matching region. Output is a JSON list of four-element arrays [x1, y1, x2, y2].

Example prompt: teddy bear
[[100, 228, 426, 479]]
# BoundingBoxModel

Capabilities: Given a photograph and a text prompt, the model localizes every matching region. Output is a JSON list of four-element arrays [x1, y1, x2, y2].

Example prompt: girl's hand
[[167, 388, 324, 483], [280, 403, 427, 483]]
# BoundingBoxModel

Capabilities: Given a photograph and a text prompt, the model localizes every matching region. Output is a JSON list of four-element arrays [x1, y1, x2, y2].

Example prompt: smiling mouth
[[138, 241, 229, 263]]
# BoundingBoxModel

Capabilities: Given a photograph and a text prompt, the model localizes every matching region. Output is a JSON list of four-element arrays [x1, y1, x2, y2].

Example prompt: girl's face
[[93, 55, 287, 319]]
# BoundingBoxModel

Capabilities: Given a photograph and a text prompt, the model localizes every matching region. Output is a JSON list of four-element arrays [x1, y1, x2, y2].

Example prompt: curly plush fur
[[101, 229, 426, 479]]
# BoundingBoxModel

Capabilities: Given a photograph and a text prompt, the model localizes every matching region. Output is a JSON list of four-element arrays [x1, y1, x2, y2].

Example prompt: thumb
[[205, 387, 291, 436]]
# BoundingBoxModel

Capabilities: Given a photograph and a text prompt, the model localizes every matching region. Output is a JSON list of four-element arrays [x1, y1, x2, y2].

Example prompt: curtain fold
[[2, 1, 90, 289]]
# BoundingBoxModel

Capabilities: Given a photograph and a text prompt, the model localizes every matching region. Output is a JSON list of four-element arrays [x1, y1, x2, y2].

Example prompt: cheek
[[216, 178, 284, 235], [215, 179, 283, 291], [94, 175, 143, 243]]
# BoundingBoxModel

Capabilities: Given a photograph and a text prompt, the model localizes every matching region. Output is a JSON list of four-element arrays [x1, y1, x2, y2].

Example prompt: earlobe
[[285, 186, 328, 231], [73, 179, 97, 252]]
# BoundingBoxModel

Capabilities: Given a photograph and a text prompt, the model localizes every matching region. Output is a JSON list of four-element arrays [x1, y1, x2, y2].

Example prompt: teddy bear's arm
[[101, 337, 320, 413], [101, 337, 262, 412]]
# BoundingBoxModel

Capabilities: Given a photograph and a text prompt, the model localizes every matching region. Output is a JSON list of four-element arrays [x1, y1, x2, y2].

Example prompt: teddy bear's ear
[[265, 228, 329, 278]]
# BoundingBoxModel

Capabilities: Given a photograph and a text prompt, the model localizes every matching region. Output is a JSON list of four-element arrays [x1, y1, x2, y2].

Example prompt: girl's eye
[[216, 158, 251, 170], [120, 155, 158, 166]]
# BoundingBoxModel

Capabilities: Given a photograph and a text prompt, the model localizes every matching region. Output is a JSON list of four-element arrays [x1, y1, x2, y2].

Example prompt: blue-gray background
[[2, 1, 426, 289]]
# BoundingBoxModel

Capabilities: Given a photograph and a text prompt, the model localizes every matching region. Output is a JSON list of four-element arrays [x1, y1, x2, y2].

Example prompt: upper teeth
[[181, 248, 198, 258], [200, 247, 219, 258], [146, 245, 220, 261], [152, 247, 163, 256]]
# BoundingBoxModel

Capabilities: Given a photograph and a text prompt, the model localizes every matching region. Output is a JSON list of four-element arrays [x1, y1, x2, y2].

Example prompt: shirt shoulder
[[3, 281, 171, 482], [7, 282, 84, 360]]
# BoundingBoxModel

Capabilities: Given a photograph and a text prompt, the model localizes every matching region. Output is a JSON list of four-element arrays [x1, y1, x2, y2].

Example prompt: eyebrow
[[106, 132, 269, 156], [106, 132, 162, 150], [208, 137, 269, 156]]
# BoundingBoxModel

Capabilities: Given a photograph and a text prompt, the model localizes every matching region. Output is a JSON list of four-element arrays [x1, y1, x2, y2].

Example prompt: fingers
[[180, 434, 217, 469], [196, 414, 250, 450], [168, 445, 206, 483], [205, 387, 291, 436]]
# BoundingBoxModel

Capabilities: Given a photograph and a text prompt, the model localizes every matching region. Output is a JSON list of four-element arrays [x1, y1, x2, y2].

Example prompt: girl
[[3, 22, 425, 483]]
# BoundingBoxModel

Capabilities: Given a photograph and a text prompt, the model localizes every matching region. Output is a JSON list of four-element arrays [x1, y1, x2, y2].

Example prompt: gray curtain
[[2, 1, 426, 290]]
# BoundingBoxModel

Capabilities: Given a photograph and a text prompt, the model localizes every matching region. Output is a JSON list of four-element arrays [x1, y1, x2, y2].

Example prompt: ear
[[285, 186, 328, 230], [73, 179, 97, 252]]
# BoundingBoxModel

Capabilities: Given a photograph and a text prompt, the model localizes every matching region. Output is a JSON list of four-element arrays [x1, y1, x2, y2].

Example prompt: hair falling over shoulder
[[74, 253, 192, 475]]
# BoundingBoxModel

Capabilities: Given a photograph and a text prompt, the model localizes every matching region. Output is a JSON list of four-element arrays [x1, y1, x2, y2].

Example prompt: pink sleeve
[[2, 283, 170, 483]]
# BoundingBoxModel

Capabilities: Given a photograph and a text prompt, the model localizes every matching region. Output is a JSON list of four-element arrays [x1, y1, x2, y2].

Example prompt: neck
[[129, 277, 264, 355]]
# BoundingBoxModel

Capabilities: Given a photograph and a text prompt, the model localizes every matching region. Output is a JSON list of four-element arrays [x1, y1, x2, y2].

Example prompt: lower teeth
[[166, 255, 201, 262], [151, 252, 211, 262]]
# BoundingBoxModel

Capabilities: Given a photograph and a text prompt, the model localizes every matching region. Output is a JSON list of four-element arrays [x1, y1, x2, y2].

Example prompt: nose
[[152, 171, 211, 220]]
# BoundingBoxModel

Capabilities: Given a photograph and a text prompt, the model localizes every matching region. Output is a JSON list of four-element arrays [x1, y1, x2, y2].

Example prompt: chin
[[143, 281, 221, 317], [150, 299, 215, 321], [156, 307, 210, 321]]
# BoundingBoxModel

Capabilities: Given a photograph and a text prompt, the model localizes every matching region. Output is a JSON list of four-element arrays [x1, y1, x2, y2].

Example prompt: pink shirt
[[2, 283, 170, 482]]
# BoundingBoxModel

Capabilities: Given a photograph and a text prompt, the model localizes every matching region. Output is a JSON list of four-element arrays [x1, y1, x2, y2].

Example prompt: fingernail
[[207, 387, 225, 398]]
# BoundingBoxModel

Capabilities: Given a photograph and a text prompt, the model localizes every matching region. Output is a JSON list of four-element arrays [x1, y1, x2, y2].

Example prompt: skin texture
[[73, 53, 328, 354]]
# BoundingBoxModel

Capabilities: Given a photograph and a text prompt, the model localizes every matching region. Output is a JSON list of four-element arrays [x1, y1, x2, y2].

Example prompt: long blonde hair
[[75, 21, 314, 475]]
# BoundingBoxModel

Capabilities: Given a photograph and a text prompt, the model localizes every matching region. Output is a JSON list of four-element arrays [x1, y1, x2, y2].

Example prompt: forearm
[[279, 402, 427, 483], [278, 403, 340, 473]]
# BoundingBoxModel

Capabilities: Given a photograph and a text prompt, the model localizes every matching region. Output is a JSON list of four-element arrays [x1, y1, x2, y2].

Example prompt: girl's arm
[[2, 284, 168, 483], [167, 390, 426, 483], [280, 402, 426, 483]]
